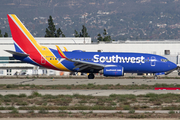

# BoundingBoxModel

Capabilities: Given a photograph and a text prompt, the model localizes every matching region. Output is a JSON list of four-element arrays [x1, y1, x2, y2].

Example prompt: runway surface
[[0, 78, 180, 96], [0, 78, 180, 85], [0, 89, 180, 96]]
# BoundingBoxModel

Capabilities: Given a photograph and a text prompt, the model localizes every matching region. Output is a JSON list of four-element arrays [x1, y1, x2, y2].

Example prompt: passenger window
[[50, 58, 52, 60]]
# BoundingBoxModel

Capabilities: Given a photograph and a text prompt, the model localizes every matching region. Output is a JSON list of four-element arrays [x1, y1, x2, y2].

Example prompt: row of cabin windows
[[49, 58, 157, 62]]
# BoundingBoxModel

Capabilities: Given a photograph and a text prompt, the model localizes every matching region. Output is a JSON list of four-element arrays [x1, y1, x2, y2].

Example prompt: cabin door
[[151, 56, 156, 66]]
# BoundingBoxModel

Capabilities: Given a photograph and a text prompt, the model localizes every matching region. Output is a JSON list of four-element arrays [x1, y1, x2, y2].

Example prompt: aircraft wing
[[56, 45, 111, 72], [70, 59, 105, 71]]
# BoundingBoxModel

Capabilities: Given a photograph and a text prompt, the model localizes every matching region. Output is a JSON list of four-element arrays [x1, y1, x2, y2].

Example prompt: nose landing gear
[[178, 72, 180, 76]]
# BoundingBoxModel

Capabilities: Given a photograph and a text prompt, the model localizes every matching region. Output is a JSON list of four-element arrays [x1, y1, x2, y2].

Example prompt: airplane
[[5, 14, 177, 79]]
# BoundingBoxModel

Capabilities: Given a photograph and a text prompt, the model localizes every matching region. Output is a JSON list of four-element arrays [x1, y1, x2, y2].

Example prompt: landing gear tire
[[88, 73, 95, 79], [154, 75, 158, 79], [178, 72, 180, 76]]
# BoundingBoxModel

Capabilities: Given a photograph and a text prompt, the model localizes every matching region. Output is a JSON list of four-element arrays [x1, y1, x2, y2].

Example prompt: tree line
[[45, 15, 112, 42], [0, 29, 8, 37], [1, 15, 112, 41]]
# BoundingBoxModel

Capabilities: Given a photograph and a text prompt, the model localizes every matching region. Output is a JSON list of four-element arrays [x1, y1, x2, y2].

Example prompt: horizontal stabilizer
[[4, 50, 29, 57]]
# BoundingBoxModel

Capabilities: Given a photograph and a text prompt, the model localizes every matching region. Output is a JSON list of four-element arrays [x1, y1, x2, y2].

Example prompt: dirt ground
[[0, 118, 179, 120]]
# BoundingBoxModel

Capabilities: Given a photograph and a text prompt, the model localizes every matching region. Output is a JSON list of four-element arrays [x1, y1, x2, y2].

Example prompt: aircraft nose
[[169, 62, 177, 70]]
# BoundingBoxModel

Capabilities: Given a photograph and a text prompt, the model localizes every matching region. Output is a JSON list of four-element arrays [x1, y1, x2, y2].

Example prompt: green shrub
[[169, 110, 175, 114], [18, 94, 27, 98], [28, 110, 34, 113], [9, 108, 19, 114], [16, 101, 28, 106], [30, 91, 42, 97], [129, 109, 135, 113], [123, 105, 131, 110], [111, 102, 117, 106], [6, 84, 14, 88], [3, 97, 11, 102], [43, 94, 56, 99], [38, 108, 48, 114], [8, 106, 16, 110], [79, 100, 87, 103], [5, 94, 18, 97], [0, 107, 5, 110], [117, 111, 122, 114]]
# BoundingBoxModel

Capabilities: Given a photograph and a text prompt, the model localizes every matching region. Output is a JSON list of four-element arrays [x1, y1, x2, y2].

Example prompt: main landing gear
[[154, 75, 158, 79], [88, 73, 95, 79]]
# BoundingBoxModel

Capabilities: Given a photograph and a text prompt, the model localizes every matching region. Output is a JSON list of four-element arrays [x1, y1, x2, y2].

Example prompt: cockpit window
[[161, 59, 169, 62]]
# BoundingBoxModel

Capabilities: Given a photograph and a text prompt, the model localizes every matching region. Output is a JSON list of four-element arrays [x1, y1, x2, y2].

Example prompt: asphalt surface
[[1, 78, 180, 85], [0, 78, 180, 96]]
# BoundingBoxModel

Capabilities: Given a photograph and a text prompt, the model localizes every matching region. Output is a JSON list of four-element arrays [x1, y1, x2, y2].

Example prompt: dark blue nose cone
[[169, 62, 177, 70]]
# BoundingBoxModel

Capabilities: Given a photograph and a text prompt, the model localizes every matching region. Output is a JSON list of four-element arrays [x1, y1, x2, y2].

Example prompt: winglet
[[56, 45, 67, 59], [63, 47, 68, 52]]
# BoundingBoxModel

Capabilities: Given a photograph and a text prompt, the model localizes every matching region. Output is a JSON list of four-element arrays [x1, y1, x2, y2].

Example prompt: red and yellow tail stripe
[[7, 14, 69, 71], [56, 45, 67, 59]]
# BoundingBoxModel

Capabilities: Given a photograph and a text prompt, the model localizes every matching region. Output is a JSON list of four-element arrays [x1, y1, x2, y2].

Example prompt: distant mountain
[[1, 0, 180, 41]]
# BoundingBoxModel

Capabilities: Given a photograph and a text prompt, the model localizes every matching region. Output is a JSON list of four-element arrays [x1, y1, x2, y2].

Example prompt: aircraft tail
[[7, 14, 41, 54], [7, 14, 70, 71]]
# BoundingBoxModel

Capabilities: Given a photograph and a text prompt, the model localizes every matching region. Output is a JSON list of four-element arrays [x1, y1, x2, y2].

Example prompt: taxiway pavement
[[0, 78, 180, 85], [0, 78, 180, 96]]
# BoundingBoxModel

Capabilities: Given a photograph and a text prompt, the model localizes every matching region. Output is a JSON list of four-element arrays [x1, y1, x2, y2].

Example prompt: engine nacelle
[[103, 66, 124, 76]]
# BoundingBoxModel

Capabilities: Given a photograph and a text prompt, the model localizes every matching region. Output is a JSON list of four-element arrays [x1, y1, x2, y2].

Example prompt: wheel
[[88, 73, 95, 79], [178, 72, 180, 76], [154, 75, 158, 79]]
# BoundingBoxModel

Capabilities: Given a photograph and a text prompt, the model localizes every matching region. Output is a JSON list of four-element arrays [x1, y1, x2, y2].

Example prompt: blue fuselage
[[49, 49, 177, 74]]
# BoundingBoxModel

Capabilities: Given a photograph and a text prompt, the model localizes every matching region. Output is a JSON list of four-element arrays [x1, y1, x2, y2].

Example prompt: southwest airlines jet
[[6, 14, 177, 79]]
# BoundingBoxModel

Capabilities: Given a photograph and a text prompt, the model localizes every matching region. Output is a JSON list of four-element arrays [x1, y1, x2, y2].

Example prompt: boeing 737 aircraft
[[6, 14, 177, 79]]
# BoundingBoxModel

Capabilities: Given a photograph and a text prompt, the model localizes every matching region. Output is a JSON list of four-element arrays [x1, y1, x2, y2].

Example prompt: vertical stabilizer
[[7, 14, 41, 54], [7, 14, 69, 71]]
